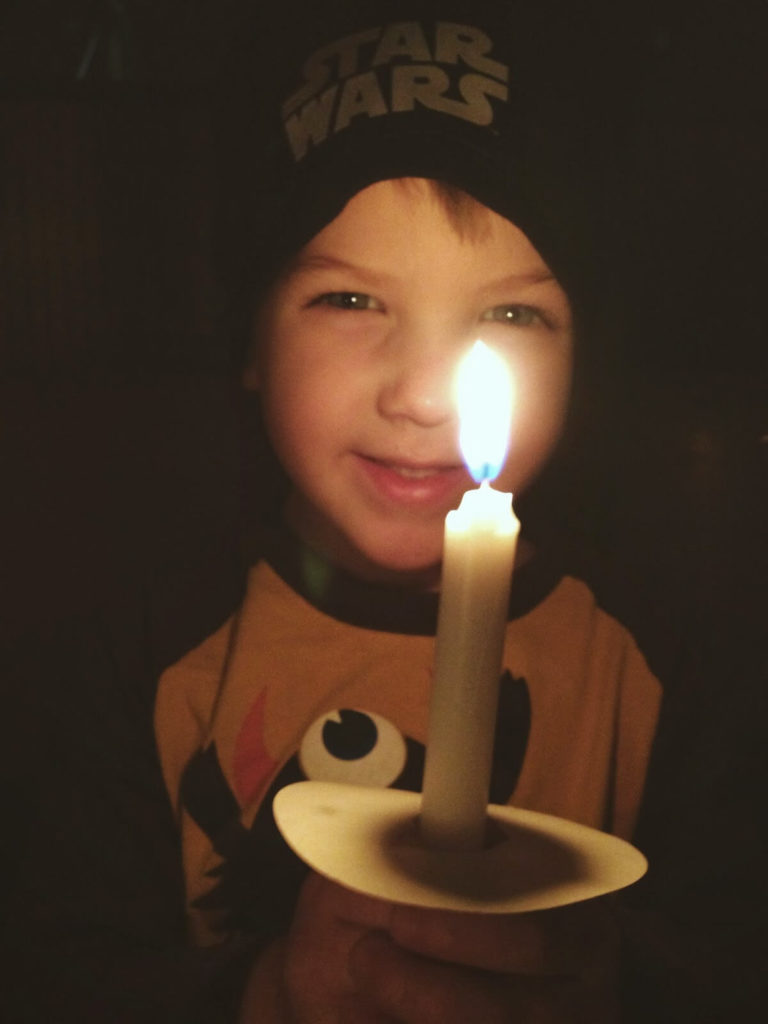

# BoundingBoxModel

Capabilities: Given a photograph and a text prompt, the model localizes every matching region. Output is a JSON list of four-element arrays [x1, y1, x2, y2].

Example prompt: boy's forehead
[[286, 179, 556, 283], [300, 178, 492, 240]]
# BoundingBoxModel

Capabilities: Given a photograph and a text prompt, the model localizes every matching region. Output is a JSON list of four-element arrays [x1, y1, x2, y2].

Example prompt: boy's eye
[[480, 304, 544, 327], [311, 291, 383, 311]]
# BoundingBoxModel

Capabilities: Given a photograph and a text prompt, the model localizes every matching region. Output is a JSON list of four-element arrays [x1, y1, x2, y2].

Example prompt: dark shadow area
[[388, 813, 591, 904]]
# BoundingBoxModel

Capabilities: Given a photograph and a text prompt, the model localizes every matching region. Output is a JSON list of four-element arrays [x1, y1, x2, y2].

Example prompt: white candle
[[421, 342, 520, 850]]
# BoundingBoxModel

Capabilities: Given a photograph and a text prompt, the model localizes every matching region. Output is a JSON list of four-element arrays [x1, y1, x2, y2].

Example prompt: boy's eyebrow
[[490, 269, 557, 287], [290, 252, 389, 283], [290, 253, 558, 289]]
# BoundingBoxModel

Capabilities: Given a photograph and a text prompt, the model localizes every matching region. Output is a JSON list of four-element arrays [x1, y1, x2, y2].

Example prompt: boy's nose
[[376, 337, 461, 428]]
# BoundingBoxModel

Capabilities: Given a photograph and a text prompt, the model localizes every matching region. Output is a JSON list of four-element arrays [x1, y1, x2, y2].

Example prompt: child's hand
[[346, 890, 620, 1024], [240, 871, 619, 1023]]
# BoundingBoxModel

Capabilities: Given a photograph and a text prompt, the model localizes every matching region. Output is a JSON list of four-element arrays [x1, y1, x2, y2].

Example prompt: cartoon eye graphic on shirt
[[298, 708, 407, 789]]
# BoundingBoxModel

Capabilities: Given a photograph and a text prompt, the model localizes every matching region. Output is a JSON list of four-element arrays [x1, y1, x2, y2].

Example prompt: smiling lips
[[357, 454, 468, 507]]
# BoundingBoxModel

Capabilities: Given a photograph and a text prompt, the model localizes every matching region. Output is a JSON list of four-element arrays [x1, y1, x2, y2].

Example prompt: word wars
[[282, 21, 510, 161]]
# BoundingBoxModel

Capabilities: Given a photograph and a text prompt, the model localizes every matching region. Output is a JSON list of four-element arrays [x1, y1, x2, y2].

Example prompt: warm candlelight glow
[[457, 341, 513, 484]]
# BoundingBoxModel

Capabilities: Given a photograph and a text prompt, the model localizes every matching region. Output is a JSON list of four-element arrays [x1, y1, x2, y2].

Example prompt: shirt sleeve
[[5, 575, 257, 1024]]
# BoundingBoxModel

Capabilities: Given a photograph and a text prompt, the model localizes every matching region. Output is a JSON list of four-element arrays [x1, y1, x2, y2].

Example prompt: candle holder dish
[[273, 780, 647, 913]]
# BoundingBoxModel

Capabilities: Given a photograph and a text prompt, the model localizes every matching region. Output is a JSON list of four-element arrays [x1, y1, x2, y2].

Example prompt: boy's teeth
[[391, 464, 437, 479]]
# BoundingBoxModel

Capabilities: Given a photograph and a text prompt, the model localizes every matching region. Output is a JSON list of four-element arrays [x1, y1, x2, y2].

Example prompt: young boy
[[10, 3, 661, 1022], [211, 175, 658, 1023]]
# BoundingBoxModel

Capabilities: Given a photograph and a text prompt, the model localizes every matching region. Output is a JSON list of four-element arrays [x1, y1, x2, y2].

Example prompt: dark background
[[1, 1, 766, 1017]]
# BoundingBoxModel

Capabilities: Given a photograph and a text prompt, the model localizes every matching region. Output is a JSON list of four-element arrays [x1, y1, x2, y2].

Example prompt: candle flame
[[457, 341, 513, 483]]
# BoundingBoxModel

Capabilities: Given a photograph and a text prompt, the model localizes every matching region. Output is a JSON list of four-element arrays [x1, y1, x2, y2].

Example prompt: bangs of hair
[[397, 177, 493, 242]]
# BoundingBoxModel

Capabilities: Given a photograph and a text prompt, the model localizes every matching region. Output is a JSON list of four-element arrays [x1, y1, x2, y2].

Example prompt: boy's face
[[248, 179, 573, 585]]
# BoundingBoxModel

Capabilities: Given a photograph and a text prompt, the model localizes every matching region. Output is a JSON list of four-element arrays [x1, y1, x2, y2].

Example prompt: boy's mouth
[[369, 457, 461, 478], [356, 454, 468, 507], [383, 463, 442, 479]]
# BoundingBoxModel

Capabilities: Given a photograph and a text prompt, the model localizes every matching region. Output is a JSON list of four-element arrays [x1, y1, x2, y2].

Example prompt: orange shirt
[[156, 548, 661, 946]]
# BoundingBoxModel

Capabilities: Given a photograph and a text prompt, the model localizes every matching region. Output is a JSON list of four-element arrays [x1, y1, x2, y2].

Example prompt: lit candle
[[421, 341, 520, 850]]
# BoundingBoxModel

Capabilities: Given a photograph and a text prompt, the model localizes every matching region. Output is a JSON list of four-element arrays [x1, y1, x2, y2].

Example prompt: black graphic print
[[180, 670, 529, 941]]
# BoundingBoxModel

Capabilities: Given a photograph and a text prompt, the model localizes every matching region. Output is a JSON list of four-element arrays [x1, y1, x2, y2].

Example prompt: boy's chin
[[287, 503, 444, 587], [345, 542, 444, 589], [366, 560, 442, 589]]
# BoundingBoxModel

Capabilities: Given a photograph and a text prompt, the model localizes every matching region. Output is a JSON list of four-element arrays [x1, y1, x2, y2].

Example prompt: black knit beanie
[[216, 0, 622, 362]]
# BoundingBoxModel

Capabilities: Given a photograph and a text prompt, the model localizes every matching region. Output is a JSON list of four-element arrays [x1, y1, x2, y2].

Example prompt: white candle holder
[[273, 781, 647, 913]]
